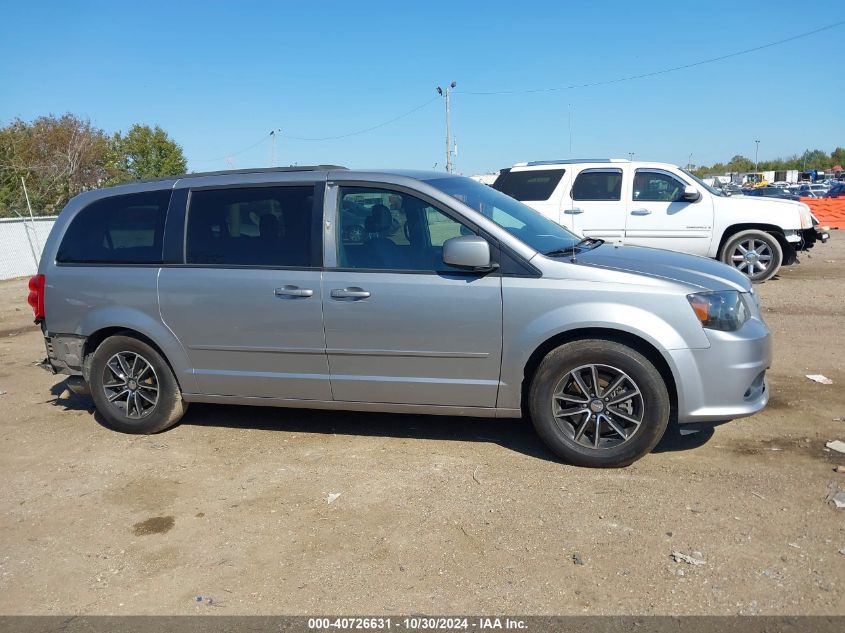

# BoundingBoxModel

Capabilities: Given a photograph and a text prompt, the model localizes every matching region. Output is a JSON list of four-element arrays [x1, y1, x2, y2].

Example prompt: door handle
[[563, 208, 584, 215], [331, 287, 371, 300], [274, 285, 314, 298], [630, 208, 652, 216]]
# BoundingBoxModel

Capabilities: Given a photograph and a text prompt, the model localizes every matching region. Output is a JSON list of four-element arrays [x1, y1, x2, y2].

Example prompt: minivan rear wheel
[[528, 339, 670, 467], [89, 335, 187, 434], [719, 229, 783, 283]]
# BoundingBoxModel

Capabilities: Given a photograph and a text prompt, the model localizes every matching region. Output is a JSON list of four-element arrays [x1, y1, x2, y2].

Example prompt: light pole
[[688, 153, 693, 171], [270, 128, 282, 167], [437, 82, 457, 173], [628, 152, 634, 161], [754, 139, 760, 173]]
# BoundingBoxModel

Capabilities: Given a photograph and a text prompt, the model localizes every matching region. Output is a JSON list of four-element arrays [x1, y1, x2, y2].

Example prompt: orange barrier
[[801, 197, 845, 229]]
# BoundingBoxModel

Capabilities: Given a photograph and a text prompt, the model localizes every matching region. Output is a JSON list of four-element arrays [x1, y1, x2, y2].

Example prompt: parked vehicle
[[493, 159, 827, 283], [31, 166, 773, 467], [742, 186, 800, 201], [797, 183, 830, 197], [825, 182, 845, 198]]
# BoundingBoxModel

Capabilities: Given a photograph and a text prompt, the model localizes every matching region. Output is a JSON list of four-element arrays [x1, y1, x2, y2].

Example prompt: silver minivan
[[30, 166, 771, 467]]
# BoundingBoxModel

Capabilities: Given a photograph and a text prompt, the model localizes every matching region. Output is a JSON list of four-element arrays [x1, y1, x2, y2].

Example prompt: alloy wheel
[[730, 238, 773, 276], [551, 363, 645, 450], [101, 351, 159, 419]]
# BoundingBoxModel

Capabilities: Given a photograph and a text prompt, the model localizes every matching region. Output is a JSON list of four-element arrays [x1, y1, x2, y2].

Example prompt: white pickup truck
[[493, 159, 828, 282]]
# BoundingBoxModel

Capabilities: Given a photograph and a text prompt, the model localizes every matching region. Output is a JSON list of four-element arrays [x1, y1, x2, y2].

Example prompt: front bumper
[[669, 317, 772, 425], [790, 226, 829, 250]]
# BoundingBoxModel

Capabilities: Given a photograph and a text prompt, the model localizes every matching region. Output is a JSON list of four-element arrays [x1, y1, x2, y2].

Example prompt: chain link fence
[[0, 216, 57, 280]]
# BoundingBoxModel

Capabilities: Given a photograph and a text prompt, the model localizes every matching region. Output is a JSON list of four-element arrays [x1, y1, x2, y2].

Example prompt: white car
[[493, 159, 828, 282]]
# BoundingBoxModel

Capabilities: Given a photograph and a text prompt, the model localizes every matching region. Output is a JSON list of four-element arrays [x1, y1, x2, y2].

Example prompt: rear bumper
[[41, 332, 85, 377], [670, 318, 772, 425]]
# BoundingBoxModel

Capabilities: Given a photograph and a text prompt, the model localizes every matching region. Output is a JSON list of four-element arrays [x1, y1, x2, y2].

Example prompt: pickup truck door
[[563, 167, 626, 241], [624, 168, 714, 256]]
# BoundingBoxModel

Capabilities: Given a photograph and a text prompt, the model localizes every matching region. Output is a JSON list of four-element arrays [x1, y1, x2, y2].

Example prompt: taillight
[[27, 274, 45, 322]]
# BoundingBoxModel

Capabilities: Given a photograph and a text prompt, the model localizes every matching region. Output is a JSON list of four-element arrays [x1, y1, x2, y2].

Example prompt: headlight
[[687, 291, 750, 331], [799, 203, 813, 229]]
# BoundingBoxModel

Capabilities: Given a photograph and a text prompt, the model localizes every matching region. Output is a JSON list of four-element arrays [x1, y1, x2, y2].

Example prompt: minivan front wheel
[[720, 229, 783, 283], [529, 340, 670, 467], [89, 335, 187, 434]]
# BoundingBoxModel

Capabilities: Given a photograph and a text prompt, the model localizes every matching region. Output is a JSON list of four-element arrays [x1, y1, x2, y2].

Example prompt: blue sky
[[1, 1, 843, 175]]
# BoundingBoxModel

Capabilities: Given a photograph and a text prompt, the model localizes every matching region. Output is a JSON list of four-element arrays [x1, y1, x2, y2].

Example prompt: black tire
[[719, 229, 783, 283], [88, 335, 187, 434], [528, 339, 670, 468]]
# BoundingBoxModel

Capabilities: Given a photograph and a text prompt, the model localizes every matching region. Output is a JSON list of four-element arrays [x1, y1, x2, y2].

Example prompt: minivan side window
[[633, 170, 686, 202], [336, 186, 477, 272], [493, 168, 565, 201], [571, 169, 623, 201], [186, 186, 315, 267], [56, 190, 171, 264]]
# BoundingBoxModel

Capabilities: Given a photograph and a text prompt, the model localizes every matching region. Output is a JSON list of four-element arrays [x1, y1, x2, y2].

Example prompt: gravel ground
[[0, 237, 843, 616]]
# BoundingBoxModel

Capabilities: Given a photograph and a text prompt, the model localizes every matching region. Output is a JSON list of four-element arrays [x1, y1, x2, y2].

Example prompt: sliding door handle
[[274, 285, 314, 298], [630, 208, 652, 216], [563, 208, 584, 215]]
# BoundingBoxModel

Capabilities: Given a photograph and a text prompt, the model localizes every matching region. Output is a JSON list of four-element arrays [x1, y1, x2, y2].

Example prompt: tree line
[[0, 113, 187, 217], [693, 147, 845, 178]]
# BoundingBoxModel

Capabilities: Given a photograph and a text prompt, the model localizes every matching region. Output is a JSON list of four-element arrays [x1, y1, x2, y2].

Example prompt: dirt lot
[[0, 238, 844, 616]]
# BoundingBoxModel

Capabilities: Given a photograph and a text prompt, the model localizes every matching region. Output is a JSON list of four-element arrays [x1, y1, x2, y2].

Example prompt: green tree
[[725, 155, 754, 172], [799, 149, 829, 171], [830, 147, 845, 168], [108, 124, 187, 184], [0, 114, 110, 216]]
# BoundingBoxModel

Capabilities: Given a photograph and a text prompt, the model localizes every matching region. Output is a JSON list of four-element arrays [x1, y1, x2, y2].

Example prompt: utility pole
[[754, 139, 760, 173], [436, 82, 456, 173], [270, 128, 282, 167]]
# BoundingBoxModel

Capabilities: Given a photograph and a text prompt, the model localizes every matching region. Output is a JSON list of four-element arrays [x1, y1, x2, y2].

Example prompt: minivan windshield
[[424, 176, 580, 254]]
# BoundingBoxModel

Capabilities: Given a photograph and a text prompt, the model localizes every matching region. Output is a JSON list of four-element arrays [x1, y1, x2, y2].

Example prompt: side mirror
[[442, 235, 494, 271], [682, 185, 701, 202]]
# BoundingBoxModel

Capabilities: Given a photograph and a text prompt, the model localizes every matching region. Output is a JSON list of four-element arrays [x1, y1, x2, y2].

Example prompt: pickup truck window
[[492, 168, 565, 201], [633, 170, 686, 202], [571, 169, 622, 201]]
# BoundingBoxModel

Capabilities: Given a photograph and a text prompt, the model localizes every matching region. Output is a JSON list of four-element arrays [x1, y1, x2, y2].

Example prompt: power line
[[190, 96, 438, 162], [191, 133, 274, 163], [282, 97, 438, 141], [461, 20, 845, 96]]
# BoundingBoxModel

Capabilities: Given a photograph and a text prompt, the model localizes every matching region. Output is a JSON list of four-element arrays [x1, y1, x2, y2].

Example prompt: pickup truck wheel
[[529, 340, 670, 468], [88, 335, 187, 434], [719, 230, 782, 283]]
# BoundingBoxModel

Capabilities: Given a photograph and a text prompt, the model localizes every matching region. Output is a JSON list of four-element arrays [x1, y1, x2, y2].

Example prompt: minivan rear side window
[[571, 169, 623, 201], [186, 186, 315, 267], [56, 190, 171, 264], [493, 168, 565, 201]]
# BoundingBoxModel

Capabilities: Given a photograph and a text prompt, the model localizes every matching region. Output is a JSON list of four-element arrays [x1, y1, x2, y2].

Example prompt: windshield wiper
[[544, 237, 605, 257]]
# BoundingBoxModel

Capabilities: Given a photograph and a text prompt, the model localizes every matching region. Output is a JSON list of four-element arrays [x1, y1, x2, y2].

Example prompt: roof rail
[[134, 165, 348, 184], [522, 158, 629, 166]]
